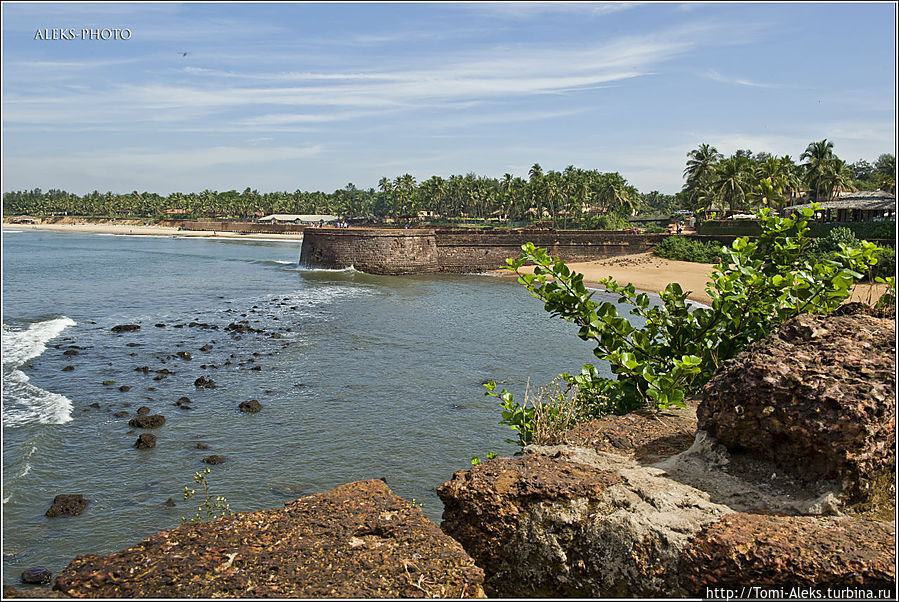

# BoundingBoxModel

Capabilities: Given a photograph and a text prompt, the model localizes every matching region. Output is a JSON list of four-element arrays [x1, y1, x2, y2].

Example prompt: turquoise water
[[2, 228, 621, 583]]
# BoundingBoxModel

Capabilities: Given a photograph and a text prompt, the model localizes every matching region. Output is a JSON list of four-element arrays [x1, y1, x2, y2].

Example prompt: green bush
[[806, 221, 895, 242], [488, 205, 890, 449], [653, 236, 723, 263]]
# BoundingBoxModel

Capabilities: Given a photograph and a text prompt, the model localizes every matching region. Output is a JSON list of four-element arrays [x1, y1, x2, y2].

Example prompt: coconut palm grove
[[3, 140, 895, 227]]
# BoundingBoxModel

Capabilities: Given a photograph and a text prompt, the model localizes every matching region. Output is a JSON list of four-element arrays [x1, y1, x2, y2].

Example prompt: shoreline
[[5, 221, 885, 305], [2, 221, 305, 240]]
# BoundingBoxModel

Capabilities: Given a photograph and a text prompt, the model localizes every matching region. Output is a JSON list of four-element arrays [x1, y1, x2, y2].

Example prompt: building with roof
[[258, 214, 339, 224], [785, 190, 895, 222]]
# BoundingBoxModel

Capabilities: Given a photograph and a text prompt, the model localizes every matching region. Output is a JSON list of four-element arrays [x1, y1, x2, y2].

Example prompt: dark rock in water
[[195, 443, 210, 450], [148, 387, 156, 391], [45, 494, 88, 518], [125, 343, 141, 347], [199, 344, 213, 352], [21, 567, 52, 585], [62, 365, 74, 372], [698, 312, 895, 502], [173, 324, 184, 328], [135, 366, 149, 373], [128, 415, 165, 429], [113, 411, 129, 418], [119, 385, 131, 392], [175, 351, 192, 361], [88, 402, 101, 409], [155, 323, 166, 328], [153, 374, 165, 381], [238, 399, 262, 413], [63, 349, 78, 356], [202, 455, 227, 465], [134, 433, 157, 449], [678, 513, 896, 593], [53, 479, 485, 598], [137, 406, 150, 416], [164, 498, 177, 507], [177, 396, 191, 405], [250, 365, 262, 371], [194, 376, 215, 388], [102, 380, 116, 386], [111, 324, 140, 333]]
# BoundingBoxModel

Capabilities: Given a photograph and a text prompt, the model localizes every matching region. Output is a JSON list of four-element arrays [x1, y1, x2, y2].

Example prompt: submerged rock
[[21, 567, 52, 585], [53, 480, 485, 598], [111, 324, 140, 333], [238, 399, 261, 413], [201, 455, 227, 465], [128, 415, 165, 429], [134, 434, 157, 449], [45, 494, 89, 518], [194, 376, 215, 388]]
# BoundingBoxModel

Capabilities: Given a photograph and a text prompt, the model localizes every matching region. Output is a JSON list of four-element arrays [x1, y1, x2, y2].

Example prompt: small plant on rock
[[182, 467, 234, 522]]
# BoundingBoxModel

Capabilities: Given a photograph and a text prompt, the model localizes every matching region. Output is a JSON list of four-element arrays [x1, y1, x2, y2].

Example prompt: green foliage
[[490, 206, 881, 448], [639, 223, 669, 234], [653, 236, 723, 263], [181, 467, 234, 523], [805, 220, 896, 242], [808, 228, 895, 281], [697, 220, 763, 236]]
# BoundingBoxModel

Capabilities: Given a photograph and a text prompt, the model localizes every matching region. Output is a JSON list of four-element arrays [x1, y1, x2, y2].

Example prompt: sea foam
[[2, 317, 76, 427]]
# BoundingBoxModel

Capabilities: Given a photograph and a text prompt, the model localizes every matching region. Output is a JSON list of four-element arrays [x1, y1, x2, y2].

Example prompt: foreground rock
[[54, 480, 485, 598], [21, 567, 52, 584], [439, 310, 896, 597], [698, 310, 895, 504], [45, 495, 88, 518], [439, 446, 730, 597], [679, 513, 895, 593]]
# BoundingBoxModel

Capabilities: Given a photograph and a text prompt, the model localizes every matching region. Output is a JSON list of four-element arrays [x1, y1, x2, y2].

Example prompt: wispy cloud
[[704, 69, 778, 89]]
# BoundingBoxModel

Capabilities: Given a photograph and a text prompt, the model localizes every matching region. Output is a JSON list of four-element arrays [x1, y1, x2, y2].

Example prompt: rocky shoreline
[[5, 306, 896, 598]]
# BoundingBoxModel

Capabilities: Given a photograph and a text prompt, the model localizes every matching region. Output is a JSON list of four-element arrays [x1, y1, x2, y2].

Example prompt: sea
[[2, 228, 622, 583]]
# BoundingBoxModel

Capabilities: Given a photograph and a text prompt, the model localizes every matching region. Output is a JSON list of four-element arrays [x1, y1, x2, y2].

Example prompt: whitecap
[[2, 317, 76, 427]]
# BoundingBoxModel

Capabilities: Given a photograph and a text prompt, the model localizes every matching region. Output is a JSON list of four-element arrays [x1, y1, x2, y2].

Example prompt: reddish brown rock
[[698, 312, 895, 502], [54, 479, 485, 598], [562, 400, 697, 462], [679, 513, 896, 593], [438, 449, 729, 597]]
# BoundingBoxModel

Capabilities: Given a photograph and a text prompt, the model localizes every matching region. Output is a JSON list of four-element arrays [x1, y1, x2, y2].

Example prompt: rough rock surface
[[438, 446, 730, 597], [562, 401, 697, 462], [21, 567, 52, 584], [238, 399, 261, 413], [698, 311, 895, 501], [54, 480, 485, 598], [45, 495, 89, 518], [134, 433, 156, 449], [110, 324, 140, 333], [679, 513, 896, 593], [127, 415, 165, 429]]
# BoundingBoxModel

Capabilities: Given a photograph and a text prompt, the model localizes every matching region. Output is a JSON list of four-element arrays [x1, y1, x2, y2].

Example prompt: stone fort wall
[[300, 228, 666, 274]]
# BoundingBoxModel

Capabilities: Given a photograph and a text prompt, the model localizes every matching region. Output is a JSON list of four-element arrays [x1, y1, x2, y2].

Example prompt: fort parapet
[[300, 228, 666, 274]]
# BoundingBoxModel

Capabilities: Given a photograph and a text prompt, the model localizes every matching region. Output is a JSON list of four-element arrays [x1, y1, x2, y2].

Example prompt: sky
[[1, 1, 896, 196]]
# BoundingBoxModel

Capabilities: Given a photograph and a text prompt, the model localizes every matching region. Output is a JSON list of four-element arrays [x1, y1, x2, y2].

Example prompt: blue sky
[[1, 2, 895, 195]]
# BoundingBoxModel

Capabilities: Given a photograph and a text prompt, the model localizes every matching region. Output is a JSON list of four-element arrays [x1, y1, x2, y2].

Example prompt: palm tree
[[712, 156, 751, 214], [683, 144, 722, 211], [800, 139, 837, 201]]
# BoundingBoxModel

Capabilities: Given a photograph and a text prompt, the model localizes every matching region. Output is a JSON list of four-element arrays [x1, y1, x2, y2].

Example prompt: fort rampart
[[300, 228, 666, 274]]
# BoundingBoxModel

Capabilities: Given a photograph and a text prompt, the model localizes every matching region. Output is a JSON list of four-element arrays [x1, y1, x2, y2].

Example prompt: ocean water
[[1, 229, 618, 583]]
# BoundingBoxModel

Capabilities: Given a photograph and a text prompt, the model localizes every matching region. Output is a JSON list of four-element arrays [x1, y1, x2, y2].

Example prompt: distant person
[[676, 222, 682, 235]]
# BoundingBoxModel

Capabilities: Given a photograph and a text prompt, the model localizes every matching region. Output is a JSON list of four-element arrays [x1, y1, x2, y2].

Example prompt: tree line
[[682, 139, 895, 215], [3, 141, 893, 226]]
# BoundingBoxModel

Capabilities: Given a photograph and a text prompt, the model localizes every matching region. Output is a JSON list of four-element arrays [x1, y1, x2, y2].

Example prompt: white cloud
[[704, 69, 778, 89]]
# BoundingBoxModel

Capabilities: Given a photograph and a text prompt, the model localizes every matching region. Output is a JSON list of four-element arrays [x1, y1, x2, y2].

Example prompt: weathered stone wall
[[300, 228, 665, 274], [181, 220, 307, 234], [300, 228, 441, 274]]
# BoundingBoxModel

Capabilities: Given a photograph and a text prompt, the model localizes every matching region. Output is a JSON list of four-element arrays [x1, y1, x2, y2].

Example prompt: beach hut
[[786, 190, 896, 223]]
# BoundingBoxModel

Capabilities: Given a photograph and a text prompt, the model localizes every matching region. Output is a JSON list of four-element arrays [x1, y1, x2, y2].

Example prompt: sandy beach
[[495, 251, 887, 308], [4, 221, 885, 305], [2, 221, 306, 240]]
